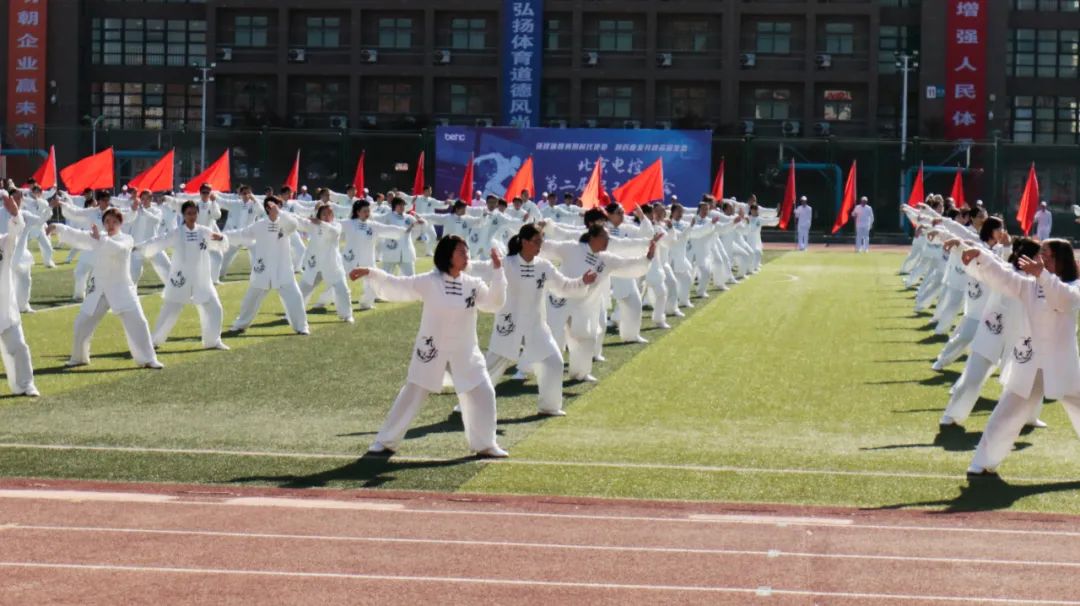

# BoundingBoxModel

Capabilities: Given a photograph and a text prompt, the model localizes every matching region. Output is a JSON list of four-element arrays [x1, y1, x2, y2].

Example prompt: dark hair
[[944, 207, 959, 220], [390, 196, 406, 211], [102, 207, 123, 224], [314, 202, 334, 221], [507, 224, 542, 257], [583, 208, 606, 226], [978, 216, 1003, 244], [180, 200, 198, 215], [670, 202, 683, 215], [453, 200, 468, 213], [497, 198, 508, 208], [604, 202, 622, 215], [351, 199, 370, 219], [94, 190, 111, 202], [579, 224, 607, 244], [1044, 238, 1080, 283], [263, 195, 282, 214], [433, 235, 466, 274], [199, 183, 212, 192], [1008, 237, 1041, 270], [563, 192, 573, 200]]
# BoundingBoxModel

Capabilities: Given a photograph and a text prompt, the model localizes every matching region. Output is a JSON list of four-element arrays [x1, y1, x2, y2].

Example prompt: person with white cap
[[1034, 201, 1052, 241], [852, 196, 874, 253], [794, 196, 812, 251]]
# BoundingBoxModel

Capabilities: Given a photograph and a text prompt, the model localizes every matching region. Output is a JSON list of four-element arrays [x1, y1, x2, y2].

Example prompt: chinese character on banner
[[944, 0, 985, 140], [502, 0, 543, 127], [7, 0, 49, 142]]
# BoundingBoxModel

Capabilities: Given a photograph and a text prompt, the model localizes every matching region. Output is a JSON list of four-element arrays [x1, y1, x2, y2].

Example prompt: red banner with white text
[[944, 0, 987, 140], [7, 0, 48, 144]]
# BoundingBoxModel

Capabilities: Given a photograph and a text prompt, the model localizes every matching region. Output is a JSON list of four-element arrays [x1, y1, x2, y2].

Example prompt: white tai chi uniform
[[407, 195, 450, 256], [124, 205, 170, 284], [138, 224, 229, 349], [794, 204, 812, 251], [366, 267, 507, 454], [339, 218, 408, 309], [748, 211, 780, 272], [852, 203, 874, 252], [218, 196, 264, 280], [965, 251, 1080, 473], [53, 225, 161, 368], [936, 240, 1003, 368], [932, 239, 970, 335], [164, 195, 224, 282], [0, 205, 45, 313], [377, 212, 421, 276], [608, 217, 654, 342], [25, 193, 54, 267], [1034, 208, 1052, 241], [296, 219, 353, 322], [0, 214, 38, 395], [57, 199, 111, 300], [224, 213, 310, 334]]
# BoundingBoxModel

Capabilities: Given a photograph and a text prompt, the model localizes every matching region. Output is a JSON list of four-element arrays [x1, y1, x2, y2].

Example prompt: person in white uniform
[[218, 184, 264, 280], [296, 203, 353, 323], [165, 183, 224, 283], [1034, 201, 1052, 241], [340, 200, 411, 311], [0, 193, 39, 396], [852, 196, 874, 253], [408, 186, 450, 257], [48, 208, 163, 369], [52, 190, 115, 301], [125, 191, 170, 284], [351, 235, 509, 458], [224, 197, 310, 335], [0, 190, 47, 313], [26, 185, 55, 268], [794, 196, 812, 251], [605, 203, 654, 343], [377, 197, 423, 276]]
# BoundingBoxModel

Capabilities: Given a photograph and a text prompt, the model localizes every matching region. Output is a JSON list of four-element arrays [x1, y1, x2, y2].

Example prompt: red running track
[[1, 478, 1080, 605]]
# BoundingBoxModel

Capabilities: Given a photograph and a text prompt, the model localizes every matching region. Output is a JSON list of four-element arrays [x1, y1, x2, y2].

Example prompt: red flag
[[950, 168, 966, 209], [412, 151, 425, 195], [183, 151, 230, 193], [831, 161, 858, 234], [283, 151, 300, 192], [612, 158, 664, 212], [458, 154, 475, 202], [352, 151, 365, 194], [27, 145, 57, 190], [505, 156, 535, 201], [711, 157, 725, 200], [60, 147, 114, 193], [127, 149, 175, 194], [580, 157, 605, 210], [777, 159, 796, 230], [906, 163, 925, 207], [1016, 162, 1040, 236]]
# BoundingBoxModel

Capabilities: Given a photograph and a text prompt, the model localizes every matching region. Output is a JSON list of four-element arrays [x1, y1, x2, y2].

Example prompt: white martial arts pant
[[0, 323, 35, 394], [130, 251, 170, 285], [374, 379, 498, 452], [663, 267, 680, 316], [943, 352, 998, 424], [419, 223, 437, 257], [152, 298, 224, 348], [904, 258, 931, 289], [546, 298, 570, 353], [914, 270, 944, 311], [566, 314, 600, 379], [300, 274, 353, 321], [970, 372, 1078, 472], [900, 242, 922, 274], [695, 260, 713, 297], [752, 248, 764, 272], [933, 287, 965, 334], [937, 316, 979, 367], [290, 234, 305, 272], [613, 285, 643, 342], [33, 230, 53, 266], [13, 267, 30, 312], [674, 270, 693, 307], [231, 282, 309, 333], [855, 226, 870, 252], [70, 297, 158, 366], [797, 226, 810, 251], [219, 245, 249, 281], [381, 261, 415, 277], [73, 256, 93, 300], [208, 250, 224, 284], [711, 247, 735, 286], [728, 243, 752, 278], [488, 352, 565, 414], [644, 271, 669, 325]]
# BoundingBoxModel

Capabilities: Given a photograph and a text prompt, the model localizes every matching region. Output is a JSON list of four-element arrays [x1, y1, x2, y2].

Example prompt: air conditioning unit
[[288, 48, 307, 63], [360, 49, 378, 63], [584, 51, 598, 66], [741, 120, 755, 135], [656, 120, 672, 130], [435, 117, 451, 126], [434, 49, 451, 64], [360, 115, 378, 127], [215, 113, 233, 127], [815, 53, 832, 69], [740, 52, 756, 68], [813, 121, 831, 136], [548, 119, 568, 128], [781, 120, 801, 136], [583, 119, 598, 128], [329, 115, 349, 129], [217, 47, 233, 62], [475, 118, 494, 127], [657, 52, 672, 67], [291, 115, 306, 128], [623, 120, 641, 129]]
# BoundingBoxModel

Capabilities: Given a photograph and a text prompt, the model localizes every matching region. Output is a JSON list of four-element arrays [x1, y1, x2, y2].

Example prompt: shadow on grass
[[229, 453, 480, 489], [917, 333, 949, 345], [866, 370, 960, 387], [866, 476, 1080, 512], [893, 397, 997, 416], [860, 424, 1032, 454]]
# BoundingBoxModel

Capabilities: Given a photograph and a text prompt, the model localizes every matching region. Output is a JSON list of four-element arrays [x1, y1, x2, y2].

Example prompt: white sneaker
[[476, 446, 509, 458], [631, 336, 649, 344], [296, 329, 310, 336], [64, 359, 87, 368], [939, 415, 957, 426], [144, 361, 165, 370], [594, 355, 607, 363], [1028, 419, 1049, 429], [672, 310, 685, 318], [311, 303, 327, 311], [539, 409, 566, 417], [20, 307, 34, 314], [931, 359, 945, 371], [511, 371, 527, 380], [44, 262, 56, 269], [211, 342, 231, 351], [655, 322, 671, 329], [20, 386, 40, 397]]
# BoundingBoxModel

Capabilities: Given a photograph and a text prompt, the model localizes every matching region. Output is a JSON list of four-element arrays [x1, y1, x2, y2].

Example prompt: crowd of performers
[[901, 196, 1080, 477], [0, 178, 780, 458]]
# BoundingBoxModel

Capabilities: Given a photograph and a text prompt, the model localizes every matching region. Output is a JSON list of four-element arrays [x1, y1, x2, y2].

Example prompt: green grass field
[[3, 246, 1080, 514]]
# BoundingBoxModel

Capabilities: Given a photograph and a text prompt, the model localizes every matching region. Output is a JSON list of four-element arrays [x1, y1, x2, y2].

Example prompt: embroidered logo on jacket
[[465, 288, 477, 309], [253, 258, 266, 274], [595, 261, 606, 274], [967, 281, 983, 300], [416, 336, 438, 363], [985, 313, 1003, 335], [549, 294, 567, 308], [386, 239, 398, 250], [307, 255, 317, 268], [86, 275, 96, 295], [470, 232, 480, 244], [537, 272, 547, 290], [170, 271, 186, 288], [199, 240, 207, 251], [496, 313, 516, 336], [343, 249, 355, 263], [1013, 337, 1034, 364]]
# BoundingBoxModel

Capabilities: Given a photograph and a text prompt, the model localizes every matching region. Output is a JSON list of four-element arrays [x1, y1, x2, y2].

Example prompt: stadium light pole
[[193, 62, 216, 172], [894, 50, 919, 161]]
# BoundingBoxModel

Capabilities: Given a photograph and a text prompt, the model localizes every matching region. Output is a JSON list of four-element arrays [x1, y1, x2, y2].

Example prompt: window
[[375, 82, 414, 114], [668, 21, 710, 52], [878, 26, 908, 74], [754, 88, 790, 120], [1010, 95, 1080, 143], [450, 18, 487, 50], [234, 15, 269, 47], [823, 90, 853, 121], [90, 81, 201, 130], [449, 83, 488, 114], [664, 86, 707, 119], [823, 23, 854, 55], [545, 19, 566, 51], [90, 18, 207, 66], [217, 77, 274, 114], [597, 20, 635, 52], [1014, 0, 1080, 10], [1007, 29, 1079, 79], [291, 79, 348, 113], [541, 81, 570, 120], [596, 86, 633, 118], [378, 18, 413, 48], [305, 17, 341, 48], [756, 22, 791, 55]]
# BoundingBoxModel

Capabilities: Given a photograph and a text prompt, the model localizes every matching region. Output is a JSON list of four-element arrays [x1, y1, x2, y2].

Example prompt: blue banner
[[435, 126, 712, 202], [502, 0, 542, 127]]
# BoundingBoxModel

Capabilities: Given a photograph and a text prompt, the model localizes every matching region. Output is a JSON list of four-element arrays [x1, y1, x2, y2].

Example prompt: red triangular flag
[[60, 147, 114, 193], [612, 158, 664, 211], [183, 151, 230, 193], [711, 157, 725, 200], [352, 151, 365, 194], [1016, 162, 1040, 236], [505, 156, 535, 201], [459, 154, 475, 202], [284, 151, 300, 192], [777, 159, 796, 230], [831, 161, 858, 234], [128, 149, 175, 194], [950, 168, 966, 209], [580, 157, 605, 210], [906, 163, 925, 208], [28, 145, 57, 190], [412, 151, 425, 195]]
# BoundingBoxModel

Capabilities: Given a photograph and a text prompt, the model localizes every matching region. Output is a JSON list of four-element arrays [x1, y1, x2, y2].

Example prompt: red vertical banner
[[7, 0, 48, 145], [944, 0, 987, 140]]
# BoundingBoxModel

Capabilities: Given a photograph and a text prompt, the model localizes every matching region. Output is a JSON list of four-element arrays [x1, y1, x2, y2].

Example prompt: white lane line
[[1, 561, 1077, 604], [0, 490, 403, 512], [691, 514, 853, 526], [9, 523, 1080, 571]]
